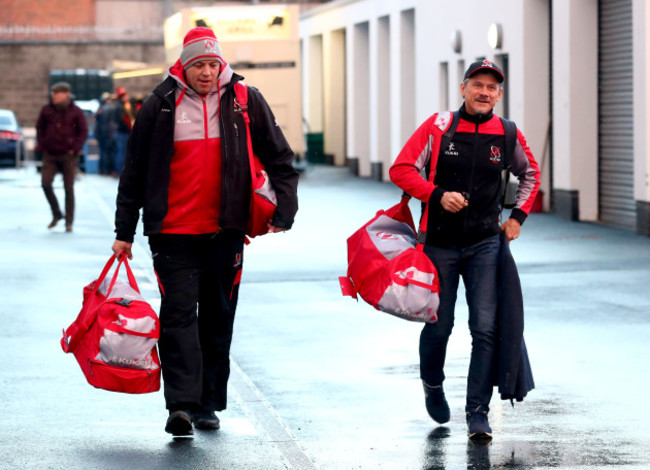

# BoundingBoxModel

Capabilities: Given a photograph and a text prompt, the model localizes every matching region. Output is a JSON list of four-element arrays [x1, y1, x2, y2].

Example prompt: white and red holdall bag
[[339, 196, 440, 323], [61, 254, 161, 394]]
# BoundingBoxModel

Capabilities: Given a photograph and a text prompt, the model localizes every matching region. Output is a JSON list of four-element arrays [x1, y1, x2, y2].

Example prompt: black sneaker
[[466, 405, 492, 440], [190, 409, 220, 430], [165, 410, 194, 436], [423, 381, 450, 424]]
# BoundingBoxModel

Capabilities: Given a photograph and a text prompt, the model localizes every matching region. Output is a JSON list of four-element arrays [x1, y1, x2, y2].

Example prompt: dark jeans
[[420, 234, 500, 410], [41, 152, 79, 226], [97, 137, 115, 174], [149, 231, 244, 412]]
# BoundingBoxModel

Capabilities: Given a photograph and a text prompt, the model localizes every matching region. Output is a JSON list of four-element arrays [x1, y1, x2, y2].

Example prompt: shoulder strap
[[500, 117, 518, 209], [233, 82, 258, 183], [234, 80, 248, 108], [427, 111, 460, 181], [501, 117, 517, 170], [418, 111, 460, 244]]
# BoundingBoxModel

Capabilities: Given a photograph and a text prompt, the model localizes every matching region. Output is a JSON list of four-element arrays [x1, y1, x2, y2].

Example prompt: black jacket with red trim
[[114, 72, 299, 242], [390, 105, 540, 248]]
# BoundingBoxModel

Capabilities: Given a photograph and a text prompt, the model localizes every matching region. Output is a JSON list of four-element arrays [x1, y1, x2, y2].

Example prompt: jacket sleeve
[[72, 106, 88, 155], [35, 107, 46, 150], [248, 87, 299, 230], [389, 114, 445, 207], [114, 98, 155, 242], [508, 129, 541, 225]]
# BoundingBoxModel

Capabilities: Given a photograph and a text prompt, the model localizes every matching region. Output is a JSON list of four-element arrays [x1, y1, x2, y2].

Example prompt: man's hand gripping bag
[[339, 196, 440, 323], [61, 254, 161, 394]]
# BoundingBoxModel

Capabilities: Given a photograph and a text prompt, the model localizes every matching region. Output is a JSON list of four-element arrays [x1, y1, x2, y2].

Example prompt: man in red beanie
[[112, 27, 299, 436]]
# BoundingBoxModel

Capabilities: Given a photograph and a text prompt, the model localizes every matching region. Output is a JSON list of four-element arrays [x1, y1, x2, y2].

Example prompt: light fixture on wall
[[450, 29, 462, 54], [487, 23, 503, 49]]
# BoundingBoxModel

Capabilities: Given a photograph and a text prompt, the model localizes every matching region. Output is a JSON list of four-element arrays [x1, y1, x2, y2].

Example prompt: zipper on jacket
[[464, 121, 479, 238]]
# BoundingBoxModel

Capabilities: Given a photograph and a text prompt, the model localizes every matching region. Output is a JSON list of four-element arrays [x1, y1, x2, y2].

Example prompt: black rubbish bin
[[306, 133, 325, 164]]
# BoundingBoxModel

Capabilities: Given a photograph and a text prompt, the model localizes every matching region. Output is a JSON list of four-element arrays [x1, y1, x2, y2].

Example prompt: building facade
[[299, 0, 650, 235]]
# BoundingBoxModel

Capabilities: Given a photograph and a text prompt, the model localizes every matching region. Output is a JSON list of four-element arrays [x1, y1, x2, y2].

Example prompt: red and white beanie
[[180, 27, 225, 70]]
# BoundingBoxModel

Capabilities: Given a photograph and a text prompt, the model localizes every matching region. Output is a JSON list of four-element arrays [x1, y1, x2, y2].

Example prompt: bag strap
[[418, 111, 460, 245], [62, 254, 139, 353], [233, 81, 257, 183], [500, 117, 518, 209]]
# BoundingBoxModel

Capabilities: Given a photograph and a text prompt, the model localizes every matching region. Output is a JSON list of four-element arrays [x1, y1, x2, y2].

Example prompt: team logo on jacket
[[444, 142, 459, 157], [489, 146, 502, 163], [177, 111, 191, 124]]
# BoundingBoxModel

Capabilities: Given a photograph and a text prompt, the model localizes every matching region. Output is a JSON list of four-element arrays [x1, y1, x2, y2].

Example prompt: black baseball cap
[[464, 60, 504, 83]]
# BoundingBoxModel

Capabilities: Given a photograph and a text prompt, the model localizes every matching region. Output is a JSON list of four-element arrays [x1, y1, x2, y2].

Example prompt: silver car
[[0, 109, 24, 168]]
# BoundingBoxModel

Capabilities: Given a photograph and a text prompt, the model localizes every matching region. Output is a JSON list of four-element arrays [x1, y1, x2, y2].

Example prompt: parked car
[[0, 109, 24, 168]]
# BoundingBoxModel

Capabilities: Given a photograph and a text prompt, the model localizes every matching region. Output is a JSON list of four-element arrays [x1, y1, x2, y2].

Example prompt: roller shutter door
[[598, 0, 634, 229]]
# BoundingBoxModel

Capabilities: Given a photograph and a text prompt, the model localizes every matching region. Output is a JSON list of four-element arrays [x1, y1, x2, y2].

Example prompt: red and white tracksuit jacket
[[389, 106, 540, 248]]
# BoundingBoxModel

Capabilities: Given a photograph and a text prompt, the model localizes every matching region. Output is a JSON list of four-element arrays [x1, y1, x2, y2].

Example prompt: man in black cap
[[390, 60, 540, 439], [36, 82, 88, 232]]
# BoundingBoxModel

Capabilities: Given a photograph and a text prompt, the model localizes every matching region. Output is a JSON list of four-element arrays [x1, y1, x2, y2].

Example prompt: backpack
[[339, 196, 440, 323], [233, 81, 278, 238], [61, 255, 161, 394]]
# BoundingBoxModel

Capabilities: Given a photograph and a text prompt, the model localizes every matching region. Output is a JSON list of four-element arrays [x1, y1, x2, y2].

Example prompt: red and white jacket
[[390, 106, 540, 248], [159, 61, 233, 234]]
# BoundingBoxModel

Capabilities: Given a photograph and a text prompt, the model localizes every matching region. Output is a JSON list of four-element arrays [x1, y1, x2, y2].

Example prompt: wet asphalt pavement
[[0, 164, 649, 470]]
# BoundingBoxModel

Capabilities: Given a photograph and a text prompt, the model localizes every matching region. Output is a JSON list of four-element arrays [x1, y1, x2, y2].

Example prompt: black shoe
[[47, 215, 63, 229], [423, 381, 450, 424], [466, 405, 492, 440], [165, 410, 194, 436], [190, 409, 220, 430]]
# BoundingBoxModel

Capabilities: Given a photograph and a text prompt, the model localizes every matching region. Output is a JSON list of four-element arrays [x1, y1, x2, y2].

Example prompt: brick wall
[[0, 41, 166, 126], [0, 0, 95, 26]]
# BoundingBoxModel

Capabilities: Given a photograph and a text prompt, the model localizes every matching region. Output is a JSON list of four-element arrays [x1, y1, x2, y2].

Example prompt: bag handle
[[61, 254, 139, 353], [392, 272, 438, 293]]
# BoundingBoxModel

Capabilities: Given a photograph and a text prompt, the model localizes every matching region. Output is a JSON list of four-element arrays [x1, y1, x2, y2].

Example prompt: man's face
[[51, 91, 70, 105], [185, 60, 220, 95], [460, 73, 503, 116]]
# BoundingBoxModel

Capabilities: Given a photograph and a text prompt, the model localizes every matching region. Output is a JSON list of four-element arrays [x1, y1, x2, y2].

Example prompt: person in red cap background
[[112, 87, 135, 176], [111, 26, 298, 436], [390, 60, 540, 440]]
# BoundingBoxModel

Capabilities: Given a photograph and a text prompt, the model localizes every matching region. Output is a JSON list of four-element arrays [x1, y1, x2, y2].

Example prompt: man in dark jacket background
[[36, 81, 88, 232], [112, 27, 299, 436]]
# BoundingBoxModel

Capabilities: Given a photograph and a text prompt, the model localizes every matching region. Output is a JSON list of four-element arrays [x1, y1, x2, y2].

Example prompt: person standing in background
[[112, 87, 134, 176], [94, 91, 116, 175], [36, 81, 88, 232]]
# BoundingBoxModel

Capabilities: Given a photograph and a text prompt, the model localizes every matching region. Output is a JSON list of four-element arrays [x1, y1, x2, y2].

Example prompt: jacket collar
[[151, 69, 245, 109], [458, 103, 494, 124]]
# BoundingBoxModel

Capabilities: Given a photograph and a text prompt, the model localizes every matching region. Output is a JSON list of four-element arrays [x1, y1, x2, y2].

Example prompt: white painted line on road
[[229, 360, 318, 470]]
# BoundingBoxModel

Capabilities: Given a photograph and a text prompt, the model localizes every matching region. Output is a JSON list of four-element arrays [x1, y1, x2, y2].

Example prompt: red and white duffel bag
[[339, 196, 440, 323], [61, 254, 161, 394]]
